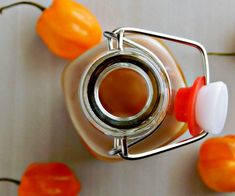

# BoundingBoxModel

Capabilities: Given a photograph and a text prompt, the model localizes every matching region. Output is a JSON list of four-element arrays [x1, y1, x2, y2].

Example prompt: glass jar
[[62, 27, 210, 161]]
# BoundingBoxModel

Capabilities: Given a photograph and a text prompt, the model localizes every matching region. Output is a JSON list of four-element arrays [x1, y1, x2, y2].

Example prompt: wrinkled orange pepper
[[0, 0, 102, 60], [198, 135, 235, 192], [0, 162, 81, 195], [19, 162, 81, 195]]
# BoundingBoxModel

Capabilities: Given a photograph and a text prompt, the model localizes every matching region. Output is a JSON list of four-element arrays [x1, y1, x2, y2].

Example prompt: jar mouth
[[80, 48, 171, 138], [97, 67, 149, 118], [95, 64, 153, 120]]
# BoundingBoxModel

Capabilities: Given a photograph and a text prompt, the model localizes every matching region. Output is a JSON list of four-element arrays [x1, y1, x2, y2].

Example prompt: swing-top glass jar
[[62, 27, 227, 161]]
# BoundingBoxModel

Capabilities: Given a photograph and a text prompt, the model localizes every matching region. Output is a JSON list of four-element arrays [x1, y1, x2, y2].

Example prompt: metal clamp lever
[[110, 132, 206, 160]]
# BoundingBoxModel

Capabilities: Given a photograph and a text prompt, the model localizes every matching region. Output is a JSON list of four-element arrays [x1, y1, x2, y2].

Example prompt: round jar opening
[[98, 67, 149, 118], [81, 48, 171, 138]]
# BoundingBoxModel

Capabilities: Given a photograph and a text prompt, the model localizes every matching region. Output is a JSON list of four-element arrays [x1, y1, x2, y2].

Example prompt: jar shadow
[[48, 104, 95, 163], [24, 35, 96, 164]]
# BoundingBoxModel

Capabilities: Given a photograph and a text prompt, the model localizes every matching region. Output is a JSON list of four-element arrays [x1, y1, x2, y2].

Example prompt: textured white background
[[0, 0, 235, 195]]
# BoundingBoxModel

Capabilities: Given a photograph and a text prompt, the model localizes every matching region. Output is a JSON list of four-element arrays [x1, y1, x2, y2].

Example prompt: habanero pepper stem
[[0, 178, 20, 185], [207, 52, 235, 56], [0, 1, 45, 13]]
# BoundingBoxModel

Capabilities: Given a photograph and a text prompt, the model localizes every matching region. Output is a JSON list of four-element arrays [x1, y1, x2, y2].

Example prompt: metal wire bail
[[83, 27, 210, 160]]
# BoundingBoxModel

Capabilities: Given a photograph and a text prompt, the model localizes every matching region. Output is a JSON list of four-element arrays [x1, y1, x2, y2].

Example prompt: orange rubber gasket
[[174, 76, 206, 136], [188, 76, 206, 136]]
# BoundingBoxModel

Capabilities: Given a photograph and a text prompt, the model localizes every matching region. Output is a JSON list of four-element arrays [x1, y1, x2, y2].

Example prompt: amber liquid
[[99, 68, 148, 118]]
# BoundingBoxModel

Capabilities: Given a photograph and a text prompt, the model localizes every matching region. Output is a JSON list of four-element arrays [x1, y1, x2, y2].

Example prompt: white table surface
[[0, 0, 235, 195]]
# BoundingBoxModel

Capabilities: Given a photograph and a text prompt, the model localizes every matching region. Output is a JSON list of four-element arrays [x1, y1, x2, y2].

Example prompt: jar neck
[[80, 46, 171, 139]]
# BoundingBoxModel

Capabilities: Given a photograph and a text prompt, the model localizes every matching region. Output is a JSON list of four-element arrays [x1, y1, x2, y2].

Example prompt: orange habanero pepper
[[0, 162, 81, 196], [0, 0, 102, 60], [198, 135, 235, 192]]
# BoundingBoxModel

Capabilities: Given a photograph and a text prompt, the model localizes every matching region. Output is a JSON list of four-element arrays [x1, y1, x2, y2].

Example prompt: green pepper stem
[[0, 1, 45, 14], [0, 178, 20, 185], [207, 52, 235, 56]]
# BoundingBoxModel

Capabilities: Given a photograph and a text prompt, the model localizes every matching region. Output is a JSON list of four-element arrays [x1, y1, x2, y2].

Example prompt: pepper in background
[[0, 162, 81, 196], [198, 136, 235, 192], [0, 0, 102, 60]]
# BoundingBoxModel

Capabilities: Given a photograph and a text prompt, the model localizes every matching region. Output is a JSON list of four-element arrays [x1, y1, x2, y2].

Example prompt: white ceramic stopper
[[195, 82, 228, 134]]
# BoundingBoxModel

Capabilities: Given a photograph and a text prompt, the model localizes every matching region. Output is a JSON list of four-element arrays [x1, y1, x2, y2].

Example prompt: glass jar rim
[[80, 47, 171, 139]]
